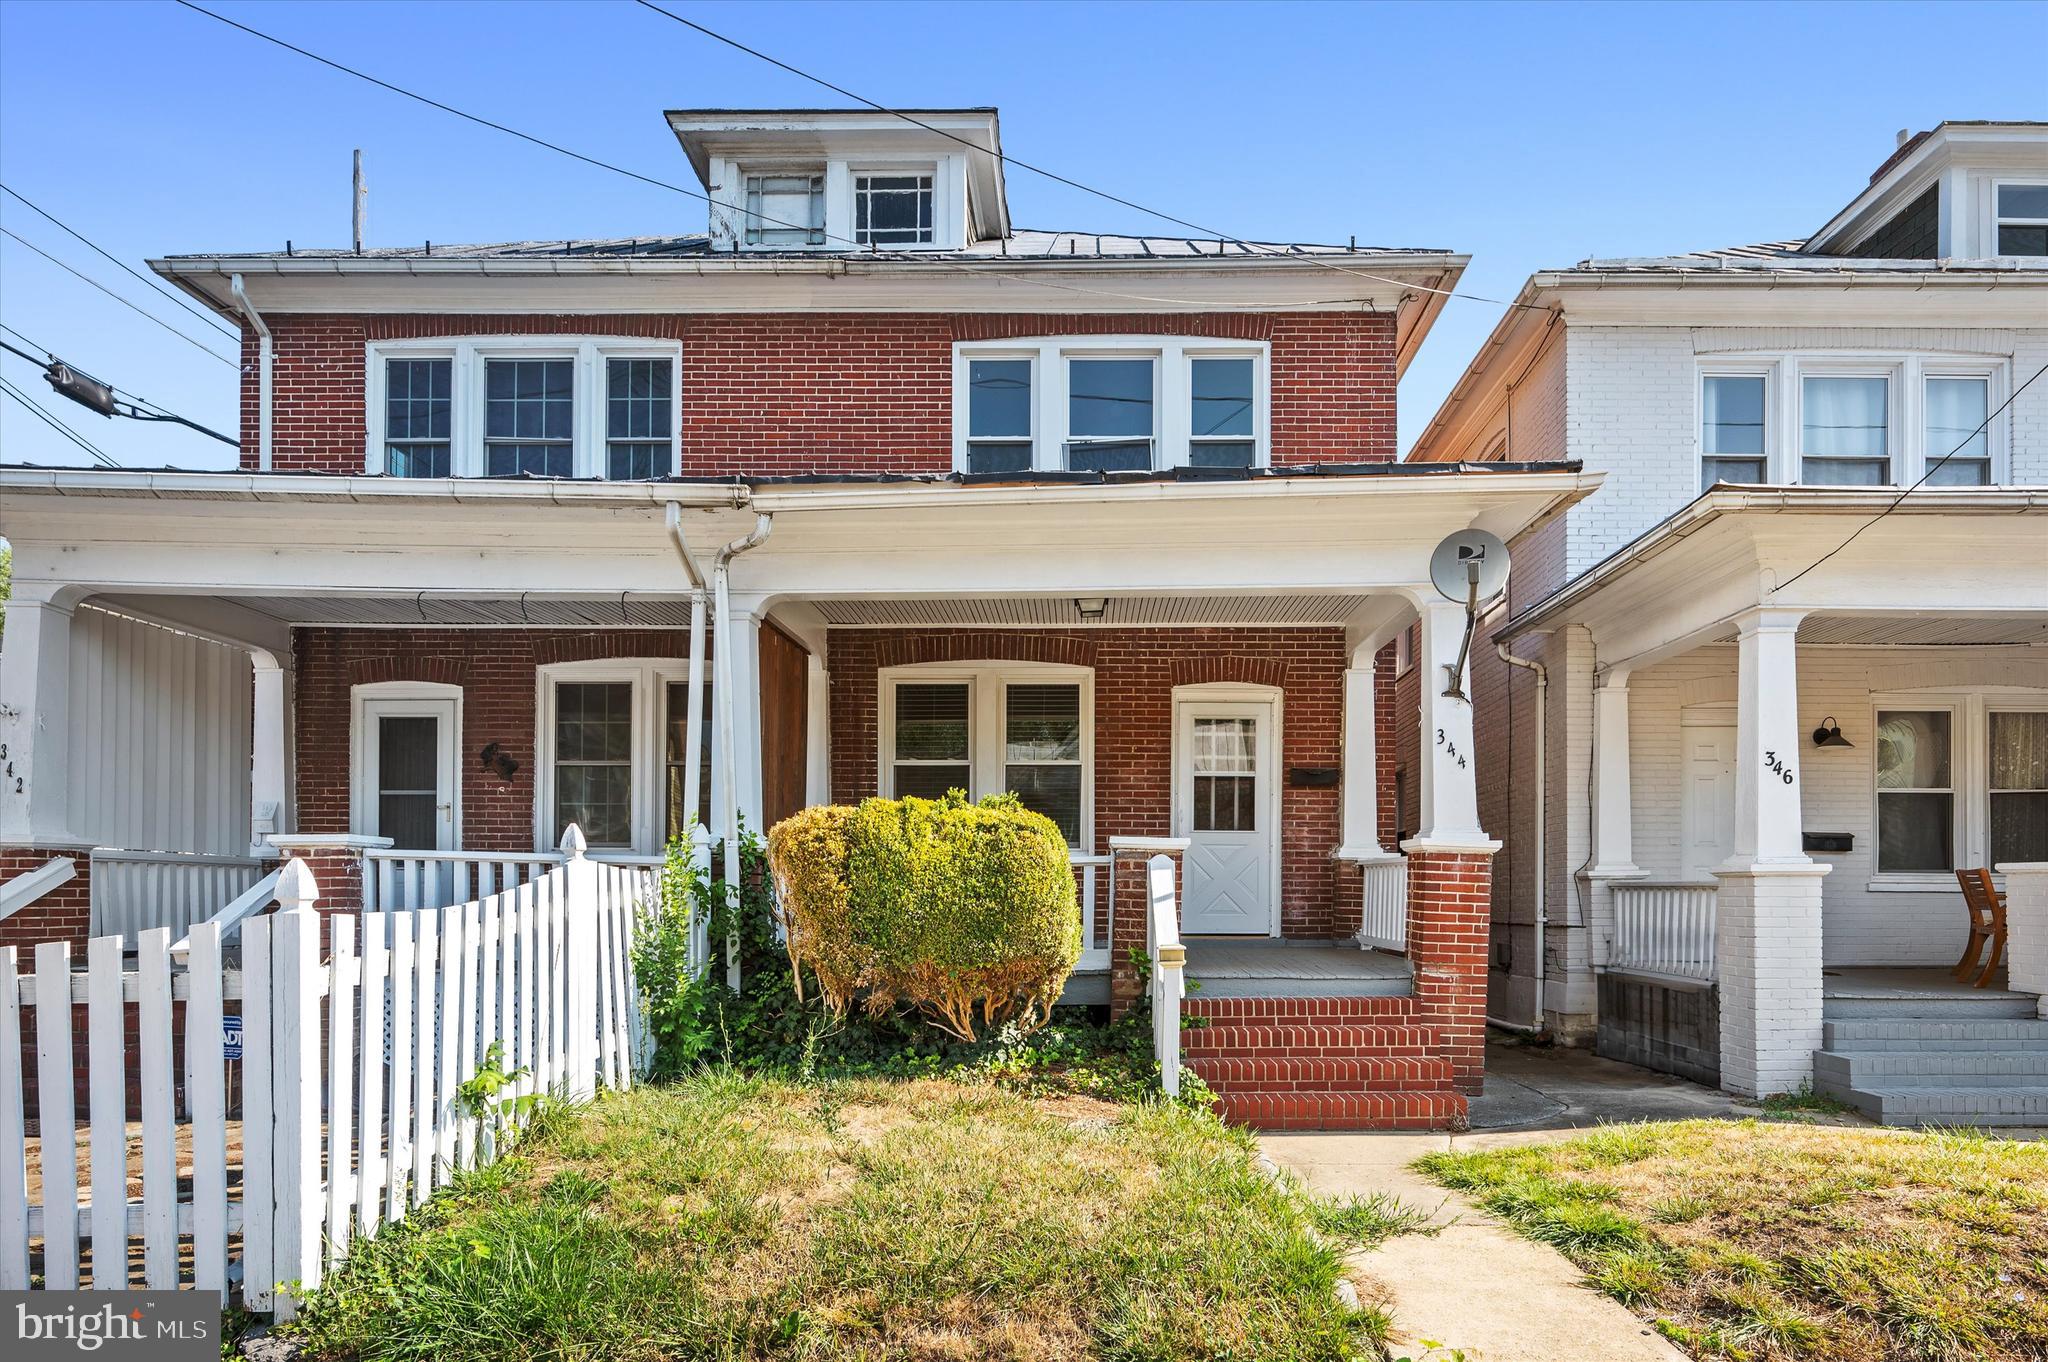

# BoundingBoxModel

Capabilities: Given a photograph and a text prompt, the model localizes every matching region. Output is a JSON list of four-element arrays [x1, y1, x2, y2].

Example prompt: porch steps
[[1813, 997, 2048, 1128], [1180, 995, 1464, 1131]]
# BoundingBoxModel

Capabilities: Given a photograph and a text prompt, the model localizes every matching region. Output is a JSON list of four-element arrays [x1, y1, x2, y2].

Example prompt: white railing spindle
[[1610, 882, 1719, 983]]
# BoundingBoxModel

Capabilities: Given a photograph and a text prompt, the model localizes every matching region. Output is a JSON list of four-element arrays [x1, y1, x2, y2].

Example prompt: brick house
[[1409, 120, 2048, 1125], [0, 106, 1600, 1130]]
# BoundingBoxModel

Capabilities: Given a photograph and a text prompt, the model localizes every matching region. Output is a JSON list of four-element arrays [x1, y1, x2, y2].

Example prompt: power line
[[0, 373, 119, 467], [0, 320, 184, 418], [1, 329, 239, 447], [0, 183, 243, 340], [167, 0, 1377, 314], [0, 226, 239, 367], [632, 0, 1546, 314], [1771, 361, 2047, 595]]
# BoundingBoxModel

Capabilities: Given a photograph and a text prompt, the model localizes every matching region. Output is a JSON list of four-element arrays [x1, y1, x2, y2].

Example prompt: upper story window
[[745, 172, 825, 247], [367, 338, 680, 480], [854, 172, 934, 246], [1994, 182, 2048, 255], [954, 337, 1269, 475], [1696, 354, 2005, 494]]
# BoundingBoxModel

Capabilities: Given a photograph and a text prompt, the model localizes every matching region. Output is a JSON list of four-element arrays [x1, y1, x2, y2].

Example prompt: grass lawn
[[1416, 1119, 2048, 1362], [287, 1072, 1410, 1362]]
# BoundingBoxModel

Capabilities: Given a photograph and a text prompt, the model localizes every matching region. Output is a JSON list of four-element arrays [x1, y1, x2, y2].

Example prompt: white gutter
[[666, 504, 712, 831], [229, 273, 271, 470], [745, 469, 1603, 514], [712, 513, 774, 990], [0, 465, 753, 507], [1491, 638, 1548, 1035]]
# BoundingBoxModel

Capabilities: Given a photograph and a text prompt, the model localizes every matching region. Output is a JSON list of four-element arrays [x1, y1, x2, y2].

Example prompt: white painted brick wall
[[1716, 868, 1827, 1097]]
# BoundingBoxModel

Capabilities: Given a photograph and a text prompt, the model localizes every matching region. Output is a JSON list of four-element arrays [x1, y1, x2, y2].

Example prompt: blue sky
[[1, 0, 2043, 472]]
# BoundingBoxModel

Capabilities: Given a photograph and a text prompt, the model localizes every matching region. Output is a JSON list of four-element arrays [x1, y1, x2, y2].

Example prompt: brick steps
[[1183, 1022, 1441, 1058], [1213, 1090, 1466, 1131], [1189, 1054, 1455, 1091], [1184, 995, 1418, 1023]]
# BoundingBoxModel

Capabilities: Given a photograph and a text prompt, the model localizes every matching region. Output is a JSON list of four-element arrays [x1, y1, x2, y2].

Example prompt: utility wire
[[168, 0, 1379, 314], [0, 183, 242, 340], [1771, 361, 2047, 596], [0, 227, 239, 367], [632, 0, 1545, 313], [1, 319, 183, 418], [0, 373, 119, 467], [1, 330, 239, 447]]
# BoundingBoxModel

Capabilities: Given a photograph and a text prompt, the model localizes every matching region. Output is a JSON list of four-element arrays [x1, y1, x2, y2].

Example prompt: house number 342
[[1763, 749, 1796, 785]]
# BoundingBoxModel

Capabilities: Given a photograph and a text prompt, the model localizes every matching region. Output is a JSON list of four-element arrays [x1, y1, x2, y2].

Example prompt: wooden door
[[758, 623, 810, 831]]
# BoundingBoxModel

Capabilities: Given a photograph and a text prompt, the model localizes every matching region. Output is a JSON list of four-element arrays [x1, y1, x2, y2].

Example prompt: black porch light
[[1811, 716, 1854, 749]]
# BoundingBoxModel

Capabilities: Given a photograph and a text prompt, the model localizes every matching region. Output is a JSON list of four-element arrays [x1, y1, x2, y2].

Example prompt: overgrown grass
[[287, 1073, 1389, 1362], [1417, 1120, 2048, 1361]]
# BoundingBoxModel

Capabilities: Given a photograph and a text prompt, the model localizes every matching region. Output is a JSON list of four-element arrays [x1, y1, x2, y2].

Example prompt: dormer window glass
[[1995, 183, 2048, 255], [854, 173, 934, 246], [485, 359, 575, 478], [744, 172, 825, 247], [384, 358, 452, 478], [1800, 375, 1890, 485], [1190, 358, 1256, 468], [965, 358, 1033, 474], [1066, 358, 1156, 472]]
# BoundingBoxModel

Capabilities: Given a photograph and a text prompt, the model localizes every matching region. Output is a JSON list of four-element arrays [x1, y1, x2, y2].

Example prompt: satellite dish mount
[[1427, 529, 1512, 703]]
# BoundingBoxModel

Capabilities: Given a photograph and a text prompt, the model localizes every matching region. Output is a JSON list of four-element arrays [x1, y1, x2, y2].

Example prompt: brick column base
[[1713, 864, 1828, 1097], [0, 848, 93, 949], [1109, 846, 1186, 1019], [268, 836, 389, 952], [1404, 846, 1496, 1095]]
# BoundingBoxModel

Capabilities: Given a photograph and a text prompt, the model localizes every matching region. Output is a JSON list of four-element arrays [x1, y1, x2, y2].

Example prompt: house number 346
[[1435, 728, 1468, 770], [1763, 749, 1796, 785]]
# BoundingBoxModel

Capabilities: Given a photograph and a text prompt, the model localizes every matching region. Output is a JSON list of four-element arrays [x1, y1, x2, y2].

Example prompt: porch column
[[1403, 597, 1500, 1094], [715, 605, 765, 841], [805, 653, 831, 807], [1714, 607, 1828, 1097], [249, 648, 294, 856], [1337, 646, 1389, 861], [1999, 864, 2048, 1019], [1585, 667, 1643, 972], [0, 587, 84, 849]]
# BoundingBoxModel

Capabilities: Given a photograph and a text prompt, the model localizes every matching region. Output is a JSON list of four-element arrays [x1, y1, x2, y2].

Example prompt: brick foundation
[[1109, 846, 1184, 1017], [0, 849, 92, 950]]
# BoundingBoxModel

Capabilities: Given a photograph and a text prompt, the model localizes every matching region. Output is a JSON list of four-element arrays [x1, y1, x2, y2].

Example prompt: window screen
[[1005, 684, 1082, 842], [893, 683, 970, 799], [555, 682, 633, 846]]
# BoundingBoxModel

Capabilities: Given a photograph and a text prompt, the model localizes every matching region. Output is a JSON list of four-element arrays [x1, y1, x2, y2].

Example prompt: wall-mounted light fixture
[[1810, 716, 1853, 749], [480, 742, 522, 781], [1074, 597, 1108, 620]]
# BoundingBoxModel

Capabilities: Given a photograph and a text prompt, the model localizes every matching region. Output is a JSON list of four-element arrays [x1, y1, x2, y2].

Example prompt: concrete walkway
[[1263, 1040, 1742, 1362]]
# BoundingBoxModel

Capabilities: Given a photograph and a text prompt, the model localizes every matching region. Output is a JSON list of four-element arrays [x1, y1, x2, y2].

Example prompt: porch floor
[[1185, 938, 1412, 999], [1822, 966, 2031, 1005]]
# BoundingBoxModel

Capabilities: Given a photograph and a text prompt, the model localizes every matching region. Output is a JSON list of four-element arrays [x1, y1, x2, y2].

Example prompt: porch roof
[[1502, 486, 2048, 669]]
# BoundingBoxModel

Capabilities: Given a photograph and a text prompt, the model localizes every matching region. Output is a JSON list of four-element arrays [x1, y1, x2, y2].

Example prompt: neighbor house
[[0, 105, 1602, 1130], [1409, 121, 2048, 1124]]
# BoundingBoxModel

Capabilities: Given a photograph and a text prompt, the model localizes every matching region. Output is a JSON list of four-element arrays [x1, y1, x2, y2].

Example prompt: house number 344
[[1435, 728, 1468, 770], [1763, 749, 1796, 785]]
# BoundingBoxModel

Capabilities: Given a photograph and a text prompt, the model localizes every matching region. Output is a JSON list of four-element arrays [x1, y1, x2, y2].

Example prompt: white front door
[[1175, 700, 1278, 935], [1681, 723, 1737, 879], [356, 696, 459, 850]]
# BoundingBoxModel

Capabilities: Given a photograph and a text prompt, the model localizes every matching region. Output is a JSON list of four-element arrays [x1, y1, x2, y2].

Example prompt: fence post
[[560, 825, 600, 1103], [270, 858, 324, 1319]]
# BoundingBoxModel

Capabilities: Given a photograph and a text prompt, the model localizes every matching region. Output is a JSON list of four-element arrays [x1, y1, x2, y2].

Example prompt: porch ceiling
[[809, 594, 1366, 628], [1685, 610, 2048, 648], [115, 594, 702, 629]]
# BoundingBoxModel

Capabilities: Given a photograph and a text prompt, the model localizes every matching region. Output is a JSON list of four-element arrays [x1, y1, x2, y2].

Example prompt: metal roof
[[1563, 241, 2045, 275]]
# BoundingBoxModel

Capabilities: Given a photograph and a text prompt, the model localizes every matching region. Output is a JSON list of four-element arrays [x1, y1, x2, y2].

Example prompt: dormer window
[[854, 172, 934, 246], [744, 172, 825, 247], [1995, 183, 2048, 255]]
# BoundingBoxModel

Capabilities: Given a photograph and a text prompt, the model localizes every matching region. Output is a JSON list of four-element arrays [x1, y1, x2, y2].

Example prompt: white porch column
[[1715, 607, 1828, 1097], [1996, 864, 2048, 1019], [1337, 645, 1388, 860], [716, 604, 765, 840], [0, 589, 84, 848], [805, 654, 831, 807], [1588, 669, 1640, 879], [249, 649, 293, 856], [1409, 599, 1491, 850]]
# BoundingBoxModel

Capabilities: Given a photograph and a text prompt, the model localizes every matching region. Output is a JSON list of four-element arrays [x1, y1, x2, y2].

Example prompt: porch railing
[[1610, 882, 1718, 983], [1072, 853, 1111, 971], [1355, 855, 1409, 953], [88, 849, 270, 947]]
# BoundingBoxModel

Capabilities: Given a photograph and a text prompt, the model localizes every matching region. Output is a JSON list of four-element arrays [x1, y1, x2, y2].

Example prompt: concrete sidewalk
[[1263, 1041, 1740, 1361]]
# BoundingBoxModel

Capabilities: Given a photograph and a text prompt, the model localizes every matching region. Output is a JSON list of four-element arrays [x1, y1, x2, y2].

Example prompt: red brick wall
[[827, 626, 1357, 940], [242, 311, 1398, 476], [0, 849, 91, 949]]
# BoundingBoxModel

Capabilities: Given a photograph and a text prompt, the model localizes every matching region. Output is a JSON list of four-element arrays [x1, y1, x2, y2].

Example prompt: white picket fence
[[0, 824, 652, 1316]]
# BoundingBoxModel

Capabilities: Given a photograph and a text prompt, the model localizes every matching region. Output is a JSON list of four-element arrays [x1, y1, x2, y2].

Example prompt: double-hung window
[[1874, 696, 2048, 881], [881, 666, 1092, 847], [954, 338, 1268, 473], [1994, 183, 2048, 256], [1699, 373, 1767, 491], [539, 659, 713, 853], [1924, 375, 1991, 486], [745, 172, 825, 247], [1800, 374, 1891, 486], [369, 339, 679, 479], [1875, 709, 1954, 874], [854, 172, 934, 246], [1991, 710, 2048, 865]]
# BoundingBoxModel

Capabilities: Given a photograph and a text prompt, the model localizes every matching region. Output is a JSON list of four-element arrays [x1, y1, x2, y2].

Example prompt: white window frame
[[851, 165, 937, 247], [1694, 353, 2009, 491], [951, 337, 1270, 474], [741, 165, 827, 248], [365, 336, 682, 479], [1991, 179, 2048, 257], [1869, 688, 2048, 889], [877, 662, 1095, 850], [534, 658, 706, 854], [349, 681, 463, 848]]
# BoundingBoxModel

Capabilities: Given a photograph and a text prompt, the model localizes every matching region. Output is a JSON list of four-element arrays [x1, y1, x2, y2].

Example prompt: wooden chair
[[1954, 868, 2008, 989]]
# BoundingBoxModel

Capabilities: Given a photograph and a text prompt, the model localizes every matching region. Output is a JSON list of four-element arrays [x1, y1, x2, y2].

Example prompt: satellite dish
[[1429, 529, 1511, 606]]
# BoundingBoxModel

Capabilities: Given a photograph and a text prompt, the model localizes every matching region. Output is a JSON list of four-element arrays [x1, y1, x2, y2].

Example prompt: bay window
[[881, 665, 1093, 846], [1874, 694, 2048, 881], [367, 338, 679, 479], [953, 337, 1267, 473]]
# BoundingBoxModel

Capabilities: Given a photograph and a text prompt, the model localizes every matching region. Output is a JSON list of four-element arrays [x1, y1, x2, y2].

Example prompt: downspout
[[713, 513, 774, 990], [1492, 639, 1548, 1034], [664, 504, 711, 830], [229, 273, 272, 470]]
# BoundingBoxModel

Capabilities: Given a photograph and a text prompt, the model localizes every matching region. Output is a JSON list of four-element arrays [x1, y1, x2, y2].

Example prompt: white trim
[[1170, 683, 1284, 937], [951, 336, 1270, 474], [348, 682, 462, 849], [364, 335, 683, 479], [876, 661, 1095, 850], [1870, 688, 2048, 886], [533, 658, 709, 854]]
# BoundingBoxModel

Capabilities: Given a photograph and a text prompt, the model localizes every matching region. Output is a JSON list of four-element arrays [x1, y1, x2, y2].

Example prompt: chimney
[[1895, 128, 1910, 148]]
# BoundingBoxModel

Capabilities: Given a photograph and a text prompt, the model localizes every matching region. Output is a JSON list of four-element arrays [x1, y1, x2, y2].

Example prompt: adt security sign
[[222, 1015, 243, 1061]]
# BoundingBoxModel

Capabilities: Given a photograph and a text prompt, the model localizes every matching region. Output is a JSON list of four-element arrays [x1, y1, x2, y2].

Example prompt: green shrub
[[768, 791, 1080, 1041]]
